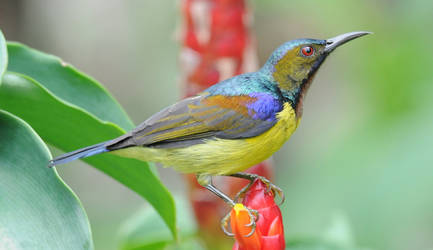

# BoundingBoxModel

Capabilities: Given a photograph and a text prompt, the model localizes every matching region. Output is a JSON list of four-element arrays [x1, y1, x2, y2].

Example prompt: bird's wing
[[107, 93, 283, 149]]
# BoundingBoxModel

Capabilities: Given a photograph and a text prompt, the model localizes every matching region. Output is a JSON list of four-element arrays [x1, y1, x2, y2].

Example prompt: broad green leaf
[[0, 110, 93, 250], [0, 30, 7, 82], [119, 197, 199, 250], [6, 42, 133, 131], [0, 72, 177, 239]]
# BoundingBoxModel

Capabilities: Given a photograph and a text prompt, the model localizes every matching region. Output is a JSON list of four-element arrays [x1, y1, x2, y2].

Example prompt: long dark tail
[[48, 142, 109, 167]]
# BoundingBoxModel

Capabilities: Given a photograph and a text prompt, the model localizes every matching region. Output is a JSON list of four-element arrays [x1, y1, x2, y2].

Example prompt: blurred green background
[[1, 0, 432, 249]]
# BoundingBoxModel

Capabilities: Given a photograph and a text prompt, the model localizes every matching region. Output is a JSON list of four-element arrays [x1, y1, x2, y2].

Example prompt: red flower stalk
[[231, 179, 285, 250], [179, 0, 275, 248]]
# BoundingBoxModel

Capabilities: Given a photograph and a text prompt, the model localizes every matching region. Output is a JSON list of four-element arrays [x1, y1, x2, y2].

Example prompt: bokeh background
[[1, 0, 433, 249]]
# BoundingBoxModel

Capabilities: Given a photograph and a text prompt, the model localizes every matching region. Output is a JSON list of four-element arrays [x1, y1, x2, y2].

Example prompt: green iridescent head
[[261, 31, 371, 113]]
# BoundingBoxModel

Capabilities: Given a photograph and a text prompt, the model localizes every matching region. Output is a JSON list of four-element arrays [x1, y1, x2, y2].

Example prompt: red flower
[[231, 179, 285, 250]]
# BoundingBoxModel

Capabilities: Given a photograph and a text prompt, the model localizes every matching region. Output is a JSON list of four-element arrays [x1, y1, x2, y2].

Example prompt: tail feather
[[48, 142, 109, 167]]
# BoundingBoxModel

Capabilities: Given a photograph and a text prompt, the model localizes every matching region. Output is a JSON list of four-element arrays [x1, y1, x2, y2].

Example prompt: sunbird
[[49, 31, 370, 230]]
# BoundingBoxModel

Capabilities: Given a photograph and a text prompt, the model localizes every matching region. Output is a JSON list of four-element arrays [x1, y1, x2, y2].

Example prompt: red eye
[[301, 46, 314, 56]]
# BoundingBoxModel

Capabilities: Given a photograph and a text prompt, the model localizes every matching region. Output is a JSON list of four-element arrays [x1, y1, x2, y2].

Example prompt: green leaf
[[6, 42, 133, 131], [0, 30, 7, 82], [0, 110, 93, 250], [119, 197, 199, 250], [0, 72, 177, 239]]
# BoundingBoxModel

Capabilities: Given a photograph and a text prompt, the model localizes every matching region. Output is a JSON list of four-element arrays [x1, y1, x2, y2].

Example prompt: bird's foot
[[221, 204, 259, 237], [195, 174, 265, 237], [230, 173, 285, 205]]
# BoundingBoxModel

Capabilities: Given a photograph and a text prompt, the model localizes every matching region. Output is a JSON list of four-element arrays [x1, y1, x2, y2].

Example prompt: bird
[[49, 31, 370, 230]]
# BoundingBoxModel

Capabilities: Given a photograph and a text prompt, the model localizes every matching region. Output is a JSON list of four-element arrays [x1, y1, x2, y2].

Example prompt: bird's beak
[[325, 31, 372, 53]]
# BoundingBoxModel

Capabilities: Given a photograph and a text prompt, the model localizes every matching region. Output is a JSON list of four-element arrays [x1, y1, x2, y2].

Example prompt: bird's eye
[[301, 46, 314, 57]]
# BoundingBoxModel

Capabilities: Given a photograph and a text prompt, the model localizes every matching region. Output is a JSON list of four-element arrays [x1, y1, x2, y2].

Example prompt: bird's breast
[[242, 102, 300, 157], [184, 102, 300, 175]]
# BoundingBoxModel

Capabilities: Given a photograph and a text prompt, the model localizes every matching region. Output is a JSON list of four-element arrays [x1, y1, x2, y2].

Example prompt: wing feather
[[107, 94, 282, 150]]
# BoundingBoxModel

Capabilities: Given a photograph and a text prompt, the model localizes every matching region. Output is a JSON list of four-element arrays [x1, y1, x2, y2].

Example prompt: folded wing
[[107, 93, 282, 150]]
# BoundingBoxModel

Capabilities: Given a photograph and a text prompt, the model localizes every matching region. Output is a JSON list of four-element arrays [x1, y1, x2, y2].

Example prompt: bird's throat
[[274, 54, 327, 117], [273, 72, 311, 118], [278, 77, 312, 118], [292, 72, 317, 117]]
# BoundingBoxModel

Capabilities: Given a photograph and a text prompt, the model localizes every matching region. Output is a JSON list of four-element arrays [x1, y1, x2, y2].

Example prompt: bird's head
[[261, 31, 371, 114]]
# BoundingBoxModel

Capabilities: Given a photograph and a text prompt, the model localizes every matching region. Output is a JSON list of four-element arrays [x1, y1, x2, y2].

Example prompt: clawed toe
[[233, 181, 254, 203], [256, 176, 285, 206], [221, 212, 234, 237], [229, 173, 285, 206], [221, 204, 259, 237], [269, 183, 285, 206]]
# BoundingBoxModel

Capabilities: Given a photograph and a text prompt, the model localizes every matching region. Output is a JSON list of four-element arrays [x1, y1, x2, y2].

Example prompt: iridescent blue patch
[[247, 92, 282, 121]]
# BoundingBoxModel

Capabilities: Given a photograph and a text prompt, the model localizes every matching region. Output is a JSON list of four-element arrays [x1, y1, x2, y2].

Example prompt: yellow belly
[[112, 102, 299, 176]]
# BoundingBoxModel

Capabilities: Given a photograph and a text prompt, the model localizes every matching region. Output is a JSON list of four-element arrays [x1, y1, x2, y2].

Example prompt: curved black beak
[[325, 31, 372, 53]]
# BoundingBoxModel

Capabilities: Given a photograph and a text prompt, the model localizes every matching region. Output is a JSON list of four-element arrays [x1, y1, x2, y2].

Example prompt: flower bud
[[231, 179, 285, 250]]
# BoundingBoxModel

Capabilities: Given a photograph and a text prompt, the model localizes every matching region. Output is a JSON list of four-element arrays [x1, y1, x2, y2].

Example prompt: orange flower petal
[[230, 203, 262, 250]]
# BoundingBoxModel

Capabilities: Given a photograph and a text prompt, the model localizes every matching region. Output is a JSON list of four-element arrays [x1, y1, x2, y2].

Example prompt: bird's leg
[[196, 174, 235, 206], [228, 172, 285, 205], [196, 174, 258, 237]]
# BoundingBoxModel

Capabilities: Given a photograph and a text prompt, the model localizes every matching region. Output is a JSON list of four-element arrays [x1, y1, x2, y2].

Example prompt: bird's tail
[[48, 142, 109, 167]]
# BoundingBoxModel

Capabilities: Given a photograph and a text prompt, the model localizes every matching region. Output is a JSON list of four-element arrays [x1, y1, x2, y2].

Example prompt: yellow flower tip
[[233, 203, 246, 216]]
